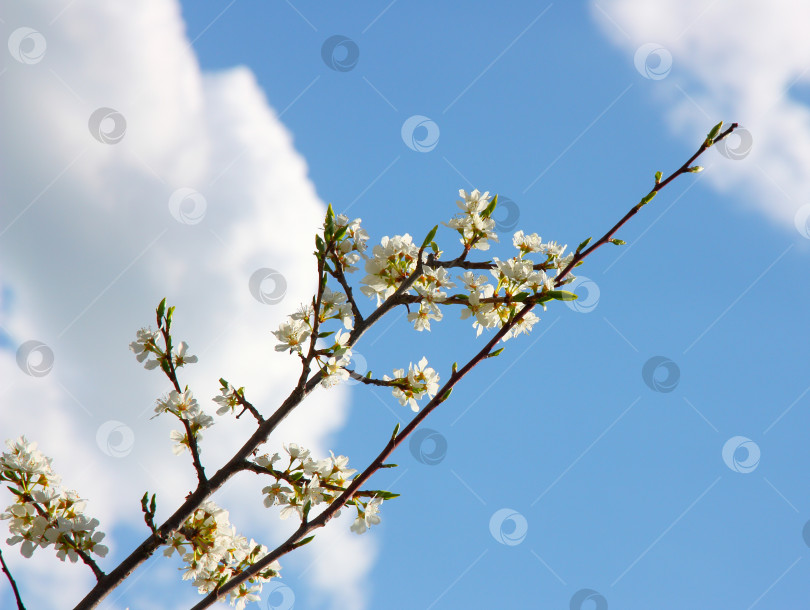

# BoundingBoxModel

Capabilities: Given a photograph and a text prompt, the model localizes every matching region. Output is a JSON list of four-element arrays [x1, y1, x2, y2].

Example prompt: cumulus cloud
[[0, 1, 374, 608], [593, 0, 810, 234]]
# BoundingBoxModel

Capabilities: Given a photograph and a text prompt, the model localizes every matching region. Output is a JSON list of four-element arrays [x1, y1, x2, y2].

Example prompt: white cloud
[[0, 1, 374, 608], [593, 0, 810, 234]]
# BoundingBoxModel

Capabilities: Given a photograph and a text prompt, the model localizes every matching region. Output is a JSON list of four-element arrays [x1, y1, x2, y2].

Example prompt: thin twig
[[0, 548, 26, 610]]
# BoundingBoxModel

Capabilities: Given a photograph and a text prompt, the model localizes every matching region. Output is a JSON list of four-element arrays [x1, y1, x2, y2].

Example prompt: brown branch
[[0, 548, 25, 610]]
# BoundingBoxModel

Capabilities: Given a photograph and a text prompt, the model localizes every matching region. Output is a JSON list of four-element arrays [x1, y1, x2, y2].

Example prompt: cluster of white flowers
[[0, 437, 108, 562], [331, 213, 369, 273], [383, 356, 440, 411], [163, 500, 281, 609], [360, 233, 424, 305], [445, 189, 499, 251], [154, 389, 213, 455], [257, 444, 381, 534], [129, 328, 198, 371]]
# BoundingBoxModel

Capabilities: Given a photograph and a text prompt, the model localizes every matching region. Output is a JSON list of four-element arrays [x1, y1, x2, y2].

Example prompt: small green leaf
[[482, 194, 498, 218], [451, 362, 458, 374], [441, 388, 452, 402], [421, 225, 438, 250], [654, 171, 662, 184], [379, 463, 398, 469], [546, 290, 578, 301], [609, 239, 626, 245], [372, 490, 400, 500], [576, 237, 592, 254], [290, 471, 304, 481], [333, 225, 348, 243], [166, 306, 175, 327], [324, 204, 336, 240], [149, 493, 156, 514], [706, 120, 723, 142], [317, 331, 335, 338], [639, 191, 657, 206], [687, 165, 704, 173], [430, 241, 439, 254], [511, 292, 530, 302], [293, 535, 316, 549], [488, 347, 505, 358], [140, 492, 149, 512], [156, 298, 166, 322], [392, 423, 400, 439]]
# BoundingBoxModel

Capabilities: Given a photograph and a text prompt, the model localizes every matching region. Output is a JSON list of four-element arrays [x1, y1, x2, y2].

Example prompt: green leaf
[[481, 194, 498, 218], [166, 306, 175, 328], [575, 237, 592, 254], [333, 225, 348, 243], [706, 120, 723, 142], [687, 165, 704, 173], [430, 241, 439, 254], [315, 234, 325, 255], [149, 493, 156, 514], [219, 378, 228, 388], [290, 471, 304, 481], [609, 239, 626, 245], [392, 423, 400, 439], [654, 171, 662, 184], [421, 225, 438, 250], [546, 290, 578, 301], [324, 204, 336, 240], [441, 388, 452, 402], [379, 463, 398, 469], [372, 490, 400, 500], [511, 292, 530, 302], [317, 331, 335, 338], [156, 298, 166, 322], [293, 535, 316, 549], [140, 492, 149, 512], [639, 191, 657, 206], [488, 347, 505, 358], [451, 362, 458, 374]]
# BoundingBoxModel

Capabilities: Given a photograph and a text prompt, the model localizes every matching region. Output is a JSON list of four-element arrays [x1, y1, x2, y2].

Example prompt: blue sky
[[2, 1, 810, 609]]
